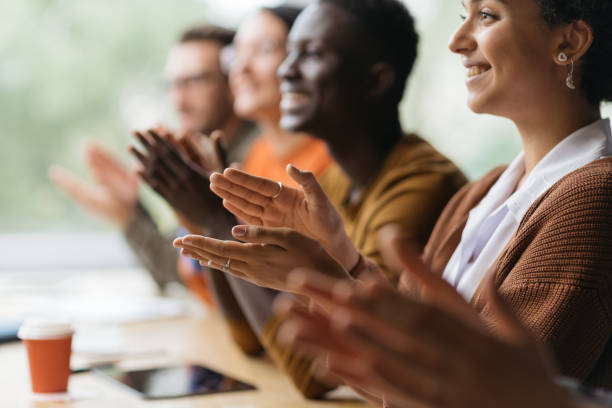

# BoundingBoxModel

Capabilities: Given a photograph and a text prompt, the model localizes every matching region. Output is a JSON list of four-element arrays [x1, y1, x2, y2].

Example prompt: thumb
[[484, 273, 531, 343], [48, 165, 101, 208], [378, 224, 438, 291], [378, 224, 481, 328], [287, 164, 327, 205], [232, 225, 301, 248], [153, 123, 171, 138], [85, 141, 113, 168], [177, 136, 202, 166], [48, 164, 80, 190], [155, 125, 175, 143], [84, 140, 103, 159], [211, 130, 229, 169]]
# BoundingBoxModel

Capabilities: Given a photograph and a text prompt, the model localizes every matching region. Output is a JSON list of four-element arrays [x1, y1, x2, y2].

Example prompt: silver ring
[[272, 181, 283, 199], [223, 258, 231, 273]]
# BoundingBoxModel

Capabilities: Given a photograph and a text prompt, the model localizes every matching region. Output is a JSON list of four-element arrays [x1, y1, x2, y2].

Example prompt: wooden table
[[0, 269, 366, 407]]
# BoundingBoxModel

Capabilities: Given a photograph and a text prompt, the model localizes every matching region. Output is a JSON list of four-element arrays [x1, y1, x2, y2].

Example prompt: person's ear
[[553, 20, 594, 65], [366, 62, 396, 101]]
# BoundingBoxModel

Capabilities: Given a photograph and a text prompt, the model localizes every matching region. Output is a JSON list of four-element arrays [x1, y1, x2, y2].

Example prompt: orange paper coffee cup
[[18, 318, 73, 394]]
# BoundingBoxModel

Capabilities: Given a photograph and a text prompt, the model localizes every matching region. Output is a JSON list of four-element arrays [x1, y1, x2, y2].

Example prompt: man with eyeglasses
[[49, 25, 257, 294], [165, 26, 256, 161]]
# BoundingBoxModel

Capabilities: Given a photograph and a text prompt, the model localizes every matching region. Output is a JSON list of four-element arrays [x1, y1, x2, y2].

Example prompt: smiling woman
[[455, 0, 574, 120], [427, 0, 612, 388]]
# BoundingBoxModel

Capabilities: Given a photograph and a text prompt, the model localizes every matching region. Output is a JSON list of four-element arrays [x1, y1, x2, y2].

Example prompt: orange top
[[242, 135, 333, 188]]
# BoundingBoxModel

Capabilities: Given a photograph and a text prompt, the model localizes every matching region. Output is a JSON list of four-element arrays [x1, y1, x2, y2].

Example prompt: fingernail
[[331, 309, 353, 330], [287, 270, 307, 289], [273, 295, 294, 316], [289, 164, 302, 173], [232, 226, 247, 237], [277, 322, 298, 346]]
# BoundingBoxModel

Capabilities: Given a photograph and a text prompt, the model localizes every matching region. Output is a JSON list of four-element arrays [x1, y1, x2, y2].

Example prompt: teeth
[[283, 92, 309, 102], [466, 66, 489, 78]]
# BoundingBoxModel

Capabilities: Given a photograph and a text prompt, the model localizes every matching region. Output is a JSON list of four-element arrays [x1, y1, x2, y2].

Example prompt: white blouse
[[442, 118, 612, 301]]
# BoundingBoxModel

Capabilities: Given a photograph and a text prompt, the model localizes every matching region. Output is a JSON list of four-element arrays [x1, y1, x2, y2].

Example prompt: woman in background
[[227, 6, 333, 185], [128, 5, 336, 364]]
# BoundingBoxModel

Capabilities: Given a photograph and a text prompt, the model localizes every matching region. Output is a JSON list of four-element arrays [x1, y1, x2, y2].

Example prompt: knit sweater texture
[[423, 158, 612, 388]]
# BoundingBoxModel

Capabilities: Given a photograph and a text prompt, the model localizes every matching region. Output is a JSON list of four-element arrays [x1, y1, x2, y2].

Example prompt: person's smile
[[463, 59, 492, 86], [280, 88, 312, 112]]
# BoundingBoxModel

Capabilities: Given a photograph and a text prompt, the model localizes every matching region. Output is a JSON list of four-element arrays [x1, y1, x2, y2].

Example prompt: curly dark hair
[[319, 0, 419, 105], [535, 0, 612, 105]]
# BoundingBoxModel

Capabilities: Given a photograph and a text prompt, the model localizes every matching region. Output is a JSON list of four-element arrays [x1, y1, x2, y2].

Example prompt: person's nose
[[231, 50, 252, 79], [277, 50, 300, 82], [170, 88, 189, 112], [448, 19, 477, 56]]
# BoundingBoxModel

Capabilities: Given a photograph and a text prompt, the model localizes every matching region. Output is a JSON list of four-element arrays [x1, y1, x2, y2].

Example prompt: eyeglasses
[[221, 39, 285, 73], [165, 72, 223, 92]]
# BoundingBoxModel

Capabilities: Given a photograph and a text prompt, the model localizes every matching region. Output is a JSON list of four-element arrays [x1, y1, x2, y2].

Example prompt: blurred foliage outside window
[[0, 0, 211, 232]]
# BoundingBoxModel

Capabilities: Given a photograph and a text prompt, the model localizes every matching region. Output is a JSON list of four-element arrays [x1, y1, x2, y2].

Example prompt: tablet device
[[95, 364, 256, 399]]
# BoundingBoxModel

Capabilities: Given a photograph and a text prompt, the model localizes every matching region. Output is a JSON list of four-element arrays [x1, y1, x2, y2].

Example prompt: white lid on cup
[[17, 317, 74, 340]]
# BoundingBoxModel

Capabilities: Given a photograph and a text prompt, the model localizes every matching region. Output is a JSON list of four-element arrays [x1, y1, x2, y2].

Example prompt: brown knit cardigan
[[423, 158, 612, 388]]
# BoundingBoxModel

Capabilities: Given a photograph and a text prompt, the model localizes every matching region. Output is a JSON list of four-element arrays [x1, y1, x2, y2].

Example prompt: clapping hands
[[173, 226, 349, 293], [129, 128, 232, 233], [209, 165, 360, 270], [49, 142, 139, 228], [273, 225, 569, 408]]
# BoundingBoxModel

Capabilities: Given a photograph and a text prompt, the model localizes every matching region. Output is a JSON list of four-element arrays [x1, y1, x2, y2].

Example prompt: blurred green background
[[0, 0, 210, 231], [0, 0, 609, 233]]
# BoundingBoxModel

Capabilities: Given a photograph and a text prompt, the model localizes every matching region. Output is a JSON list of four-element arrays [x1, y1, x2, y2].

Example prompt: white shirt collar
[[443, 118, 612, 300], [464, 118, 611, 237], [506, 118, 612, 219]]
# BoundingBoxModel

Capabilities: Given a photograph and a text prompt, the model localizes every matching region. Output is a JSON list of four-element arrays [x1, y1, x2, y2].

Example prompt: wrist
[[332, 235, 360, 272], [346, 253, 365, 278], [116, 202, 138, 231]]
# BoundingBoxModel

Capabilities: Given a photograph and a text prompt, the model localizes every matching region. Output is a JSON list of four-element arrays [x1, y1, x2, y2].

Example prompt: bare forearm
[[325, 232, 361, 273]]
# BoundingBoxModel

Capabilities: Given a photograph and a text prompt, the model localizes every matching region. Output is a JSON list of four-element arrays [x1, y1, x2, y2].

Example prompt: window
[[1, 0, 609, 269]]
